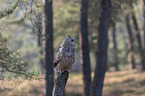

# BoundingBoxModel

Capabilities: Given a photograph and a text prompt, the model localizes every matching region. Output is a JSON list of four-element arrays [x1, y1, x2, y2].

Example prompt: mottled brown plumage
[[54, 35, 76, 78]]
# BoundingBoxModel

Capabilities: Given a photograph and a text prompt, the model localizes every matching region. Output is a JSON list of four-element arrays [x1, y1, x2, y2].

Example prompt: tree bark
[[143, 0, 145, 46], [132, 13, 145, 70], [90, 0, 111, 96], [43, 0, 54, 96], [80, 0, 91, 96], [125, 14, 136, 69], [52, 71, 69, 96], [112, 25, 119, 71]]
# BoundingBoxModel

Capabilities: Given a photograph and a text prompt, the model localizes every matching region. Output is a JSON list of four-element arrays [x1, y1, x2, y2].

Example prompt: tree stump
[[52, 71, 69, 96]]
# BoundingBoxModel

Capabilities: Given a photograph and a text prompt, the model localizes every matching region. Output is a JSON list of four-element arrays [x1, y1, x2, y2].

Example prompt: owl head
[[60, 35, 76, 47]]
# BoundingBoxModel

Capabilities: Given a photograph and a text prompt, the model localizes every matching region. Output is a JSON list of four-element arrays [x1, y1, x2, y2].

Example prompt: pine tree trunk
[[143, 0, 145, 46], [43, 0, 54, 96], [132, 13, 145, 70], [112, 25, 119, 71], [125, 15, 136, 69], [80, 0, 91, 96], [90, 0, 111, 96]]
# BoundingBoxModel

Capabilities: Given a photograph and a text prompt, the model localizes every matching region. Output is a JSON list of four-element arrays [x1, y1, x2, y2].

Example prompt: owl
[[54, 35, 76, 78]]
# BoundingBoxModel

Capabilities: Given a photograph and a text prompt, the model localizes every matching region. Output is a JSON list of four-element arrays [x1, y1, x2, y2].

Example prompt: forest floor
[[0, 69, 145, 96]]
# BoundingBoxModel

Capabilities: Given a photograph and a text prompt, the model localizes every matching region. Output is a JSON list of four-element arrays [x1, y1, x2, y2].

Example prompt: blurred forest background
[[0, 0, 145, 96]]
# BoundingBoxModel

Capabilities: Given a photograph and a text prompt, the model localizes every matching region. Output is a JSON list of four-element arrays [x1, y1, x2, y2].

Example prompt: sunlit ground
[[1, 70, 145, 96]]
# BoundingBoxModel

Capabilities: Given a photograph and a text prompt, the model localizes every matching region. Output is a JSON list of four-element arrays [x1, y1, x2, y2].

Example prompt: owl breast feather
[[54, 47, 75, 71], [61, 47, 75, 56]]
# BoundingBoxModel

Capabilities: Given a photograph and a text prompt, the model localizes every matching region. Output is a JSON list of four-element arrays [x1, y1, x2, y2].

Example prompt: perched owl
[[54, 35, 76, 78]]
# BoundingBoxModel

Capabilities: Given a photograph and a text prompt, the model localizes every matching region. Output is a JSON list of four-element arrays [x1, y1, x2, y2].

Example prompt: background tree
[[107, 0, 122, 70], [143, 0, 145, 45], [43, 0, 54, 96], [132, 11, 145, 70], [125, 14, 136, 69], [88, 0, 100, 54], [33, 13, 44, 73], [90, 0, 111, 96], [112, 25, 119, 71], [80, 0, 91, 96]]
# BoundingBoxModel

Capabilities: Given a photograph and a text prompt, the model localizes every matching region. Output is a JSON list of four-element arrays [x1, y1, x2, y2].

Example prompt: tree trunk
[[143, 0, 145, 46], [90, 0, 111, 96], [52, 71, 69, 96], [112, 25, 119, 71], [125, 14, 136, 69], [132, 13, 145, 70], [43, 0, 54, 96], [80, 0, 91, 95]]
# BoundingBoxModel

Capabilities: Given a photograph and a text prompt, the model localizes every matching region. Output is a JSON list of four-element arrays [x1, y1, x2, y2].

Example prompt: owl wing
[[54, 46, 61, 67]]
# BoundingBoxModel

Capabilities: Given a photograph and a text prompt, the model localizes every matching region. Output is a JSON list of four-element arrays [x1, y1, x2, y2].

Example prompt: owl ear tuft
[[68, 35, 71, 38]]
